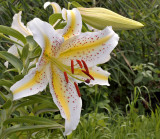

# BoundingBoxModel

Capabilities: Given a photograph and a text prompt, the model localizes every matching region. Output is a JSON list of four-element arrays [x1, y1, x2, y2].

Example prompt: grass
[[69, 109, 160, 139]]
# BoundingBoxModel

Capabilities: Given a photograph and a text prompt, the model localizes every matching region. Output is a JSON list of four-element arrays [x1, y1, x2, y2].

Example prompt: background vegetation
[[0, 0, 159, 138]]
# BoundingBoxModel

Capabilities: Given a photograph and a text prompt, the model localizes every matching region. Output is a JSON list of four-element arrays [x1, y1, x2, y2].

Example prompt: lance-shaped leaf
[[4, 116, 62, 126], [78, 7, 144, 30], [0, 51, 23, 72], [49, 13, 63, 25], [1, 124, 63, 139], [0, 25, 27, 44]]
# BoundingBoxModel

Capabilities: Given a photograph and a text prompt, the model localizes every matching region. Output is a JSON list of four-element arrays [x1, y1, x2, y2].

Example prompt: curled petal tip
[[44, 2, 51, 9]]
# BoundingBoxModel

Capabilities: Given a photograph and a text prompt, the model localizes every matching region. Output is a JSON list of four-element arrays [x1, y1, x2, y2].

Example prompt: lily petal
[[11, 11, 32, 36], [58, 26, 119, 67], [44, 2, 61, 13], [7, 44, 21, 57], [28, 18, 64, 58], [46, 64, 82, 135], [10, 67, 48, 100], [75, 66, 110, 86], [62, 8, 82, 40], [4, 44, 22, 68]]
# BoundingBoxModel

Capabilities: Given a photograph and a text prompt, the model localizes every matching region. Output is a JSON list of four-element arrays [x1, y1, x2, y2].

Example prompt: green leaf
[[69, 0, 92, 2], [13, 75, 24, 82], [0, 33, 23, 47], [0, 79, 13, 87], [1, 124, 63, 139], [0, 51, 23, 72], [71, 1, 83, 7], [0, 91, 7, 101], [54, 22, 66, 29], [2, 99, 12, 109], [4, 116, 62, 126], [0, 109, 7, 122], [13, 100, 35, 111], [49, 13, 62, 25], [0, 25, 27, 44], [4, 68, 19, 73], [134, 75, 143, 84], [26, 36, 37, 50], [26, 95, 57, 109], [22, 43, 29, 63]]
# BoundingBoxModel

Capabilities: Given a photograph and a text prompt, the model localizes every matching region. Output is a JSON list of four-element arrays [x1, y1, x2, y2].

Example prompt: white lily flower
[[10, 8, 119, 135], [4, 11, 32, 68]]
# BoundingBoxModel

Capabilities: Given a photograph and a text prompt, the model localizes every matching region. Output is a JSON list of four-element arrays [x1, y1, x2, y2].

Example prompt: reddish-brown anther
[[82, 70, 95, 80], [71, 60, 74, 74], [87, 73, 94, 80], [76, 60, 83, 68], [81, 60, 89, 73], [85, 79, 90, 83], [74, 82, 81, 97], [64, 71, 69, 83]]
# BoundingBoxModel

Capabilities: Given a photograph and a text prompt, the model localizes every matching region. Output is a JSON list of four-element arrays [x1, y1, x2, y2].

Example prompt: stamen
[[76, 60, 83, 68], [71, 60, 74, 74], [85, 79, 90, 83], [81, 60, 89, 73], [74, 82, 81, 97], [82, 70, 95, 80], [64, 71, 69, 83]]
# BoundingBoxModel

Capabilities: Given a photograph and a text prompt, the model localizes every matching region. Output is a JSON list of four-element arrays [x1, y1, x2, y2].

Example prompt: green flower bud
[[78, 7, 144, 30]]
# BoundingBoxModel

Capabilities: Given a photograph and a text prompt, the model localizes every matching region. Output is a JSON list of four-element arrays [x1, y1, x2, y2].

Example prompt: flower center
[[45, 54, 94, 82], [45, 54, 94, 96]]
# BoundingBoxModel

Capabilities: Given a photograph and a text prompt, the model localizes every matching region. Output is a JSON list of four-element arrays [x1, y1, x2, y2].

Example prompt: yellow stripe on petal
[[89, 66, 110, 85], [74, 66, 110, 86], [59, 34, 112, 57], [43, 35, 51, 56], [43, 35, 61, 58], [63, 11, 76, 40], [13, 68, 46, 94], [14, 37, 51, 95], [51, 3, 58, 13], [58, 26, 119, 67], [62, 8, 82, 40], [89, 69, 108, 81], [51, 65, 70, 120], [46, 64, 82, 135]]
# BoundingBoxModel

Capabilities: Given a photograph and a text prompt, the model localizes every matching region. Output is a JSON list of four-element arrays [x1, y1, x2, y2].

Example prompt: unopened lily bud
[[78, 7, 144, 30]]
